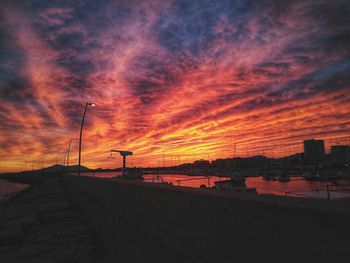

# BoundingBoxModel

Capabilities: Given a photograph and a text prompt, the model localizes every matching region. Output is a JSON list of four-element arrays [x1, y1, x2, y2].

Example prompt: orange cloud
[[0, 0, 349, 172]]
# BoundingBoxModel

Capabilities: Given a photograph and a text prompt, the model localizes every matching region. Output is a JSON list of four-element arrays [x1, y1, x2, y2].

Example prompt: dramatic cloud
[[0, 0, 349, 171]]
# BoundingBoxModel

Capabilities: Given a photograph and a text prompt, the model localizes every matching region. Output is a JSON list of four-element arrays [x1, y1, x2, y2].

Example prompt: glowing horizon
[[0, 0, 349, 172]]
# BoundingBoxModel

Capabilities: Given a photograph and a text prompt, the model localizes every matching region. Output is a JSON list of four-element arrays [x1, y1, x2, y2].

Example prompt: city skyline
[[1, 0, 350, 172], [3, 137, 349, 172]]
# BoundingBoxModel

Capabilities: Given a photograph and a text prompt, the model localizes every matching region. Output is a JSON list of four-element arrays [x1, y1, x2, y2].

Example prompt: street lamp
[[78, 102, 96, 176]]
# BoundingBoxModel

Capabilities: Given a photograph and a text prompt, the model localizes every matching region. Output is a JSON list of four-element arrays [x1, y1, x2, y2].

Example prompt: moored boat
[[214, 178, 256, 193]]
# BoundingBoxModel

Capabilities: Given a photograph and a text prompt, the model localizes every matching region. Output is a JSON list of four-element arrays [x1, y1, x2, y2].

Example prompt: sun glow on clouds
[[0, 0, 350, 171]]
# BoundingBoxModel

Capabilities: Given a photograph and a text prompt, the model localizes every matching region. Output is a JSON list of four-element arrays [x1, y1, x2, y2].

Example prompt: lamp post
[[78, 102, 95, 176]]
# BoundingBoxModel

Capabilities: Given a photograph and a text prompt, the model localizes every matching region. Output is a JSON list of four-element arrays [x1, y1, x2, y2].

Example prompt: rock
[[0, 177, 102, 262], [36, 202, 72, 215], [2, 208, 36, 223], [0, 253, 18, 263], [0, 245, 19, 253], [44, 245, 76, 262], [2, 216, 39, 232], [23, 230, 56, 245], [73, 244, 98, 263], [17, 243, 53, 258], [52, 221, 86, 235], [21, 191, 50, 200], [18, 243, 77, 263], [24, 222, 86, 245], [40, 211, 75, 224], [76, 234, 93, 244], [0, 225, 25, 245]]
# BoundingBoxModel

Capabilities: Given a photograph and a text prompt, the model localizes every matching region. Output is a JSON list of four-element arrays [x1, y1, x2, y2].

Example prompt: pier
[[61, 175, 350, 262]]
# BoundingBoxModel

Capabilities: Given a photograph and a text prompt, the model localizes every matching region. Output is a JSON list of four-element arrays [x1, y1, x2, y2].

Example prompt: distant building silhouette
[[211, 156, 267, 168], [303, 139, 325, 161], [330, 145, 350, 164], [193, 159, 210, 166]]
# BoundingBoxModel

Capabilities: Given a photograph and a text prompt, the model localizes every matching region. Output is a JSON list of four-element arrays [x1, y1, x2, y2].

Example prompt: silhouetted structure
[[110, 150, 133, 178], [212, 156, 268, 169], [330, 145, 350, 165], [303, 139, 325, 161]]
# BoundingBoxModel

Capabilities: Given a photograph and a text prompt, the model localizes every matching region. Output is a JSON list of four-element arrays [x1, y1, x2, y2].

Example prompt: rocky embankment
[[0, 177, 102, 263]]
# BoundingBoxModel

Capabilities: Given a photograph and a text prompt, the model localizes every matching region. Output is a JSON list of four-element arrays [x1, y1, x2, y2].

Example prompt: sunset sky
[[0, 0, 349, 171]]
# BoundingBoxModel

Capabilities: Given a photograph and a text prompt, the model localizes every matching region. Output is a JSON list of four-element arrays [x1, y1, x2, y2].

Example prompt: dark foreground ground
[[0, 176, 105, 263], [1, 174, 350, 263]]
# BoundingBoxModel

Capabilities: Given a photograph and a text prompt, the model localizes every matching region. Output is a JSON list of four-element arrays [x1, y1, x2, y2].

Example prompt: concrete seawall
[[62, 175, 350, 263]]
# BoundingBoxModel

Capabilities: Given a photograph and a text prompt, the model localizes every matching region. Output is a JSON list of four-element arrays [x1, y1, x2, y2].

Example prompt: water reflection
[[245, 176, 334, 196], [143, 174, 229, 188], [81, 172, 350, 198]]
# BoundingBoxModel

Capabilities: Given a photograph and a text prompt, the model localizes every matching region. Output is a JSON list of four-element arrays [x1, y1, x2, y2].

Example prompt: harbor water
[[81, 171, 350, 198]]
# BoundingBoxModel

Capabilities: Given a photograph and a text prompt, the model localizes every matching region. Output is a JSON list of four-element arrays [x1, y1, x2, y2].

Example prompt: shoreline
[[0, 179, 30, 202]]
